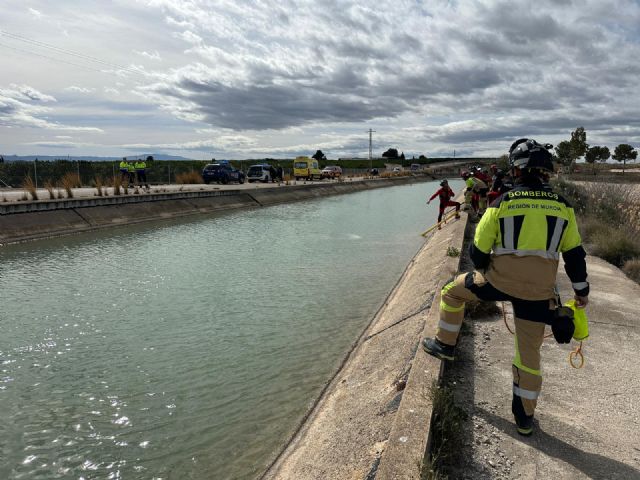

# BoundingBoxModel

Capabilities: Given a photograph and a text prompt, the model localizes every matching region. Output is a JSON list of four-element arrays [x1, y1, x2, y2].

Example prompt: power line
[[0, 29, 145, 77], [0, 41, 109, 74]]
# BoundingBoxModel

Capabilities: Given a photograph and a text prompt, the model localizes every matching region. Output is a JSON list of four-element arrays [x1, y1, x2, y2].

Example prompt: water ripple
[[0, 180, 456, 479]]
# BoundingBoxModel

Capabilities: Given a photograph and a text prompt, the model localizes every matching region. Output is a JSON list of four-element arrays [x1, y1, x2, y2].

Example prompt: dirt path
[[439, 255, 640, 479]]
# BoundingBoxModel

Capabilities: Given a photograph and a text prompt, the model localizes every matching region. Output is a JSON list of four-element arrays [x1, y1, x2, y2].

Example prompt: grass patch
[[446, 246, 460, 257], [421, 381, 467, 480], [175, 171, 203, 184]]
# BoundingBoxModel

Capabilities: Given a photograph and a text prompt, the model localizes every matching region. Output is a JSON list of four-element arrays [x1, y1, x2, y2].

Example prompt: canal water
[[0, 180, 462, 479]]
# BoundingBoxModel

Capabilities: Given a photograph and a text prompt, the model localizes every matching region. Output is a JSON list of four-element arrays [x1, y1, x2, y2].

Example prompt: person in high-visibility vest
[[422, 138, 590, 436], [126, 161, 135, 187], [462, 170, 488, 217], [119, 158, 129, 182], [135, 159, 149, 189]]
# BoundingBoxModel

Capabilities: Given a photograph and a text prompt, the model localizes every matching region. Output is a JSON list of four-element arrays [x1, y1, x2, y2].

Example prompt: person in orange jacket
[[427, 179, 461, 228]]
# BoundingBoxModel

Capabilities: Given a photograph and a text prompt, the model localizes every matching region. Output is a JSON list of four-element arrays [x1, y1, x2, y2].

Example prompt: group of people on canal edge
[[119, 157, 150, 189], [424, 138, 589, 437]]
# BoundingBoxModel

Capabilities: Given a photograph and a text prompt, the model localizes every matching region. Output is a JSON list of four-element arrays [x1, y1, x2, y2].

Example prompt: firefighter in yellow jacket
[[422, 138, 589, 436]]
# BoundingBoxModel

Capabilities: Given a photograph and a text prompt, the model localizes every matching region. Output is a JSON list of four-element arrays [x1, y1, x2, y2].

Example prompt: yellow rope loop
[[569, 342, 585, 369]]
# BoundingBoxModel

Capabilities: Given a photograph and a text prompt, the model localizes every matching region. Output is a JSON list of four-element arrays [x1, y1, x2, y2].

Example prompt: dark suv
[[202, 163, 245, 184]]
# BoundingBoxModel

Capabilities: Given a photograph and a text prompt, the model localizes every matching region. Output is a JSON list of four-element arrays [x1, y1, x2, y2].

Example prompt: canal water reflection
[[0, 180, 461, 479]]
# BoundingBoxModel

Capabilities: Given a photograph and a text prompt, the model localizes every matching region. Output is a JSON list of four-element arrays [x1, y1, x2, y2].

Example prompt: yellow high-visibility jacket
[[470, 184, 588, 300]]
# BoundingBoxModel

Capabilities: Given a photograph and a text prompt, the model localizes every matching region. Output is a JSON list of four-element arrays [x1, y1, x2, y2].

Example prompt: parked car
[[392, 166, 402, 173], [321, 165, 342, 179], [202, 163, 245, 184], [410, 164, 421, 171], [293, 156, 322, 180], [247, 164, 272, 183]]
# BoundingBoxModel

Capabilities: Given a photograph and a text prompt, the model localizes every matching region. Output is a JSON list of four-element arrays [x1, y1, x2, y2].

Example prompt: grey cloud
[[148, 78, 406, 130]]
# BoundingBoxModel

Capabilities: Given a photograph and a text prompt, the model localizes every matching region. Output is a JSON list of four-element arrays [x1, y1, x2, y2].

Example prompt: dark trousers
[[438, 200, 461, 222], [137, 170, 147, 186]]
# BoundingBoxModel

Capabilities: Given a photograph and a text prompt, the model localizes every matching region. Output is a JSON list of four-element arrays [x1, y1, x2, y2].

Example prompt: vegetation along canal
[[0, 179, 462, 479]]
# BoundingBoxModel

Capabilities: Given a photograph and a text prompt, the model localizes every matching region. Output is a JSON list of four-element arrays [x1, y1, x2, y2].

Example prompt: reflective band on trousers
[[438, 319, 461, 333], [513, 385, 540, 400], [493, 247, 560, 260], [572, 281, 588, 290], [513, 337, 542, 377], [442, 281, 456, 295], [440, 300, 465, 313]]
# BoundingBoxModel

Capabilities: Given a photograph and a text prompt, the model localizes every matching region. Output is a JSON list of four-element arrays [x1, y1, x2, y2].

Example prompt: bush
[[622, 259, 640, 283], [590, 229, 640, 267], [578, 215, 609, 240]]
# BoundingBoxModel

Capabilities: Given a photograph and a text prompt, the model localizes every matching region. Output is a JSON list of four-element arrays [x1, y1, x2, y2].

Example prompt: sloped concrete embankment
[[0, 177, 429, 244], [261, 213, 468, 479]]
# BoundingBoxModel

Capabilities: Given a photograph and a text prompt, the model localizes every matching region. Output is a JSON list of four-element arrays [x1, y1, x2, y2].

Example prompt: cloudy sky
[[1, 0, 639, 159]]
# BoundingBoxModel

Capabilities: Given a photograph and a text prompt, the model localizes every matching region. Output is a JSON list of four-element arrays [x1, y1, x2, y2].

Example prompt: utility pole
[[367, 128, 376, 171], [34, 158, 38, 189]]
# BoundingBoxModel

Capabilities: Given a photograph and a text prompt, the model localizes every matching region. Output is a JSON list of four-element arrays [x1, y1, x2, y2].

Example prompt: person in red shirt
[[427, 179, 461, 228]]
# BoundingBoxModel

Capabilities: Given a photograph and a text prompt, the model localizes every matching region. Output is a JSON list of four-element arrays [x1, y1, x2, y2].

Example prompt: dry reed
[[44, 180, 56, 199], [175, 171, 203, 184], [94, 176, 104, 196], [61, 173, 80, 198], [22, 175, 38, 200], [112, 175, 122, 196]]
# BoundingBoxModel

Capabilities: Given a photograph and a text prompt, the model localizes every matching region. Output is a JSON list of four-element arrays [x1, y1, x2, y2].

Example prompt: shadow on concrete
[[476, 407, 640, 480]]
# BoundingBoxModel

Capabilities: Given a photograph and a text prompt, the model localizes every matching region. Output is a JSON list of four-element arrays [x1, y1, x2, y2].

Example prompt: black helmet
[[509, 138, 554, 172], [440, 179, 448, 187]]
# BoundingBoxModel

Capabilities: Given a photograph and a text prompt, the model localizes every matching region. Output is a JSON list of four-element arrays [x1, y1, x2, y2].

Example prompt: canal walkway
[[442, 254, 640, 479]]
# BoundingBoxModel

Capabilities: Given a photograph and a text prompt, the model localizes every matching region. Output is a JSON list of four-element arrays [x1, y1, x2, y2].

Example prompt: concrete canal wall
[[0, 176, 432, 244]]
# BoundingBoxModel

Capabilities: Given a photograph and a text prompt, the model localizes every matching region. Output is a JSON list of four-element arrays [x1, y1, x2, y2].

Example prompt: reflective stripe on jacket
[[471, 185, 588, 300]]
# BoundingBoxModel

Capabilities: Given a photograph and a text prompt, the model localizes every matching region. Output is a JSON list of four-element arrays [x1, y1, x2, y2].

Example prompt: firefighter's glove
[[552, 306, 575, 344]]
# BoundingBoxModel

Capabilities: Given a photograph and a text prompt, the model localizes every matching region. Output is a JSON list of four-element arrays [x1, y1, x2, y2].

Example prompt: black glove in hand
[[551, 306, 575, 344]]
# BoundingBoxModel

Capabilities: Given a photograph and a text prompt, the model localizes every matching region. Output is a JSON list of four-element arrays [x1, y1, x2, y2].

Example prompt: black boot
[[512, 391, 534, 436], [422, 337, 455, 361]]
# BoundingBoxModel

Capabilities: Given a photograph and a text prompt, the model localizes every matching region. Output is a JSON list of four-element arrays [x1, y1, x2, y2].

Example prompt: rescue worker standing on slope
[[427, 179, 461, 229], [126, 160, 136, 188], [462, 170, 488, 217], [422, 138, 590, 436], [135, 158, 149, 189], [119, 157, 129, 182]]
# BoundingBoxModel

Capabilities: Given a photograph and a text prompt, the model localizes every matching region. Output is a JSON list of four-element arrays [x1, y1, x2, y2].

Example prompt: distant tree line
[[554, 126, 637, 174]]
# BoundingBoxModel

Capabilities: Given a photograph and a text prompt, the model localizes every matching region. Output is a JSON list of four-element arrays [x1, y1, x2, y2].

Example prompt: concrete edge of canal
[[261, 206, 468, 479], [0, 176, 436, 245]]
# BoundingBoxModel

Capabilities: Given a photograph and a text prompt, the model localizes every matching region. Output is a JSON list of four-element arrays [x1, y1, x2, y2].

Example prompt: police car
[[202, 161, 246, 184]]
